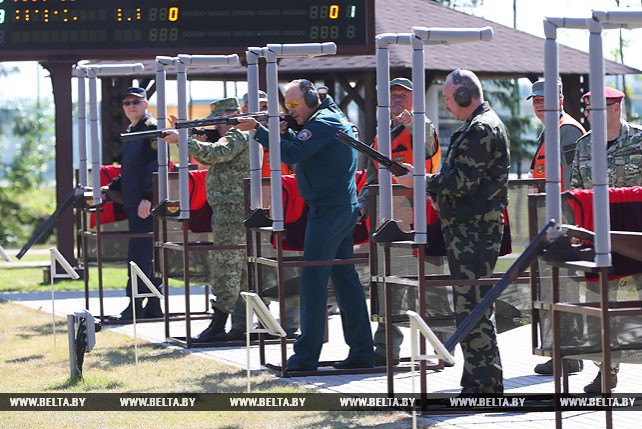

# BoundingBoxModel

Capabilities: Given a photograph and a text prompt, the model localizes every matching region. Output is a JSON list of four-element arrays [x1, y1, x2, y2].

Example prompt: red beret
[[582, 87, 625, 102]]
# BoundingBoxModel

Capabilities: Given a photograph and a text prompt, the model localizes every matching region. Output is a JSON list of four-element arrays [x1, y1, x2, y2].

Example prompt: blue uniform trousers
[[288, 202, 374, 370], [125, 210, 162, 297]]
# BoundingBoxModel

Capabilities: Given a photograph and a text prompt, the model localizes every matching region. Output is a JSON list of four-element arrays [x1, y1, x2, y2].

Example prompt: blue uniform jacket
[[109, 113, 159, 209], [254, 97, 357, 207]]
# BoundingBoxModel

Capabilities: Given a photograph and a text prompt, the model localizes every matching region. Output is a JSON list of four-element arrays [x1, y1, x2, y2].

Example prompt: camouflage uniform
[[570, 118, 642, 376], [187, 98, 252, 314], [571, 119, 642, 189], [426, 101, 509, 393]]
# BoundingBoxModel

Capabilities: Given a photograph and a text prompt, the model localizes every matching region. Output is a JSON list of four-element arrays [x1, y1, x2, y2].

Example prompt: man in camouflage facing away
[[166, 97, 255, 342], [397, 69, 509, 394], [570, 87, 642, 393]]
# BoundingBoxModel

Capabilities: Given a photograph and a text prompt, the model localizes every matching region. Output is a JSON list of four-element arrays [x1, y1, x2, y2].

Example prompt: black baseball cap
[[123, 87, 147, 100]]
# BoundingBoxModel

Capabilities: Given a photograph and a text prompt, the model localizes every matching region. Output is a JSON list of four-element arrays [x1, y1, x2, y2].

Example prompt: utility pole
[[512, 0, 523, 177]]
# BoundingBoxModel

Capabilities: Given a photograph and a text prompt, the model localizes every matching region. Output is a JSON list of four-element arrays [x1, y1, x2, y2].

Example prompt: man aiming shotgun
[[120, 112, 297, 142]]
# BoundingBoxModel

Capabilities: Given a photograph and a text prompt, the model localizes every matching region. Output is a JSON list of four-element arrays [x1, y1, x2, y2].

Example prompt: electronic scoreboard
[[0, 0, 374, 60]]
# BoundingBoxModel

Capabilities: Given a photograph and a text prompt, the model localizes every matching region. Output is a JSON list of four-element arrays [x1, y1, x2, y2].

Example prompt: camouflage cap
[[208, 97, 241, 118], [242, 90, 268, 106]]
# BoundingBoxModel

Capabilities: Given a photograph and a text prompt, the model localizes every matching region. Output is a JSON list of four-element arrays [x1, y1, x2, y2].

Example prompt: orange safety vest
[[530, 113, 585, 189], [261, 150, 293, 178], [372, 126, 441, 178]]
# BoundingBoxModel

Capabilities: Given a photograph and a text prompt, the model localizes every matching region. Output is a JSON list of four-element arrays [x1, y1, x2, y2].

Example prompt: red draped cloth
[[565, 186, 642, 280], [89, 165, 127, 228]]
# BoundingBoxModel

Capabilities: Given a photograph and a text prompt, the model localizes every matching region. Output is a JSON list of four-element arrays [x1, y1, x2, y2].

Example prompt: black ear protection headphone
[[451, 69, 472, 108], [300, 79, 320, 108]]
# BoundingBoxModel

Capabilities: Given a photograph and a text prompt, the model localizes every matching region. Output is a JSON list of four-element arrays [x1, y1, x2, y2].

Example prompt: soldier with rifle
[[163, 97, 258, 342]]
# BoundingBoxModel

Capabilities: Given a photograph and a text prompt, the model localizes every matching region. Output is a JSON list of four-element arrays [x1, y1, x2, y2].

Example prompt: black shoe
[[191, 308, 229, 343], [458, 387, 480, 396], [225, 329, 258, 341], [459, 385, 504, 395], [192, 323, 227, 343], [192, 329, 226, 343], [374, 354, 400, 366], [118, 299, 143, 320], [284, 329, 299, 339], [332, 358, 374, 370], [534, 358, 583, 375], [142, 297, 163, 319], [286, 357, 317, 372], [584, 371, 618, 393]]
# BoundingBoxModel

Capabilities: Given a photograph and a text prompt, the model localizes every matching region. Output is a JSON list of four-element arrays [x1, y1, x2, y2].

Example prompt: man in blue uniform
[[107, 87, 163, 320], [237, 80, 374, 371]]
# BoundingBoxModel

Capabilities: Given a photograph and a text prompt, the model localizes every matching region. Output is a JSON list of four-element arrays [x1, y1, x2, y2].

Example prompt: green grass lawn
[[0, 263, 189, 293], [0, 301, 411, 428]]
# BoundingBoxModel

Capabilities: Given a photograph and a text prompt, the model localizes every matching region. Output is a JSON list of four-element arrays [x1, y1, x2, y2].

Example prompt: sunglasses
[[584, 102, 618, 114], [122, 99, 144, 106], [285, 98, 303, 110]]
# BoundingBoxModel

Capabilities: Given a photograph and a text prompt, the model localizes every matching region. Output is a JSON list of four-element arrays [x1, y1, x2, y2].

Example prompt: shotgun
[[335, 131, 409, 177]]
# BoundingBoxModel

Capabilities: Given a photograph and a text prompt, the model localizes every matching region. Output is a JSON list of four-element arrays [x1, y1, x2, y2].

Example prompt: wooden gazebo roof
[[104, 0, 636, 80]]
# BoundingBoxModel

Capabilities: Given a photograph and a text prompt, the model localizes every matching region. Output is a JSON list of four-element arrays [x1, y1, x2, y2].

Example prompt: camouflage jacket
[[426, 102, 510, 226], [570, 119, 642, 189], [187, 128, 253, 207]]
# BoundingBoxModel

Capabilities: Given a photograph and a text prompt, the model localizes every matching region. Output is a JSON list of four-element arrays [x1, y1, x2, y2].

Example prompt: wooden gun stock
[[565, 224, 642, 262]]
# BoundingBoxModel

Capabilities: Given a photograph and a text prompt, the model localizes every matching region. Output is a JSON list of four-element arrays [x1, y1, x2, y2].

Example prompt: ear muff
[[300, 79, 320, 108], [451, 69, 472, 108]]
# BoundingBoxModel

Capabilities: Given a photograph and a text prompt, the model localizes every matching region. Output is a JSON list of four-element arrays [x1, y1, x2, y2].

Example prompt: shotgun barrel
[[120, 129, 171, 142], [175, 112, 269, 129]]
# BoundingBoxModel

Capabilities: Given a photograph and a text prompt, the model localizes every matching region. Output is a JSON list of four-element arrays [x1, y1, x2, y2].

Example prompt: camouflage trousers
[[442, 214, 504, 393], [209, 202, 247, 314], [586, 273, 642, 374]]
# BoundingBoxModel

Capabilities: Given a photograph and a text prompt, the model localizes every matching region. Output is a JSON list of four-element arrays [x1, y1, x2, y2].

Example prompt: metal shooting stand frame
[[73, 63, 166, 326], [368, 26, 513, 397], [243, 42, 380, 377], [536, 11, 642, 429], [149, 54, 256, 348]]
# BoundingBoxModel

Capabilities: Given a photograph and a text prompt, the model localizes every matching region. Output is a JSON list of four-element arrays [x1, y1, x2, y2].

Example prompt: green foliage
[[484, 79, 537, 177], [4, 101, 56, 188], [0, 187, 55, 247], [432, 0, 484, 11], [0, 67, 56, 245]]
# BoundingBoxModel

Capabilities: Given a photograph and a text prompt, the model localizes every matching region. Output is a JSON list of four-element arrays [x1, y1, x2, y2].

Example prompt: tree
[[0, 65, 56, 245], [432, 0, 484, 9], [484, 79, 537, 177], [5, 101, 56, 189]]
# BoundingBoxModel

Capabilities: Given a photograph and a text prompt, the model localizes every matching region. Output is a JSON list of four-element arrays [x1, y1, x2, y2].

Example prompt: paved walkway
[[1, 287, 641, 428]]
